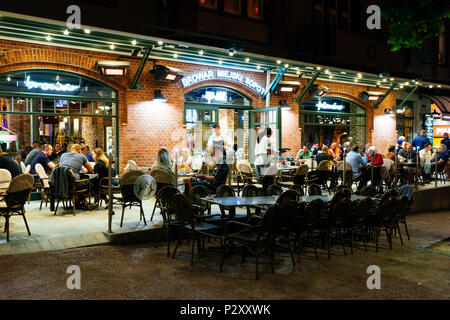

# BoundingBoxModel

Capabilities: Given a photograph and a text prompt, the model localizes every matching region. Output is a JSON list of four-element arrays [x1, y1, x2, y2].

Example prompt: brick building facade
[[0, 39, 397, 172]]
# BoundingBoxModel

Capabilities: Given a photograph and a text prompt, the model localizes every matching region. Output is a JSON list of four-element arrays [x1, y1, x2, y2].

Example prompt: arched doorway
[[0, 69, 119, 167], [300, 97, 366, 148]]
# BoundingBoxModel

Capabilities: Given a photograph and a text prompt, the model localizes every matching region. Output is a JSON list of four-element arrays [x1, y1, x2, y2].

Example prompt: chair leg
[[340, 229, 347, 256], [385, 228, 392, 250], [361, 229, 368, 252], [298, 233, 303, 263], [310, 230, 319, 259], [375, 227, 380, 252], [54, 200, 60, 216], [39, 192, 44, 211], [172, 226, 184, 259], [351, 229, 354, 254], [255, 241, 261, 280], [120, 205, 125, 228], [403, 221, 411, 240], [327, 229, 331, 260], [22, 209, 31, 236], [219, 239, 228, 273], [397, 224, 403, 245], [5, 215, 10, 241], [150, 199, 159, 221], [190, 233, 195, 266], [72, 197, 76, 216], [140, 203, 147, 226]]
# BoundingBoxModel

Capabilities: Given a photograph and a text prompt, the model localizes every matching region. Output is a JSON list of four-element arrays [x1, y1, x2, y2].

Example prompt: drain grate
[[426, 238, 450, 256]]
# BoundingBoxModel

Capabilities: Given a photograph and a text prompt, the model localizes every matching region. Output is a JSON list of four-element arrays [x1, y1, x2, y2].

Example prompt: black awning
[[421, 95, 450, 113]]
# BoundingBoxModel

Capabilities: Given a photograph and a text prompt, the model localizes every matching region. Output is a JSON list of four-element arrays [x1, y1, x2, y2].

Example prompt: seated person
[[153, 147, 177, 187], [385, 145, 396, 161], [356, 146, 383, 192], [81, 145, 95, 162], [398, 142, 417, 164], [48, 143, 61, 162], [24, 141, 42, 166], [184, 153, 229, 195], [346, 145, 365, 182], [315, 145, 333, 166], [178, 148, 193, 172], [124, 160, 139, 173], [59, 144, 94, 179], [310, 143, 319, 156], [0, 143, 21, 178], [398, 142, 418, 184], [296, 146, 312, 160], [430, 144, 449, 174], [419, 142, 433, 182], [30, 144, 58, 178], [329, 142, 341, 162], [92, 148, 119, 203]]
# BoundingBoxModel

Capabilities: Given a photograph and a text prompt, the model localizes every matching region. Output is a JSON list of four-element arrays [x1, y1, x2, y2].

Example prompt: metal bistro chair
[[308, 183, 322, 196], [267, 184, 283, 197], [349, 197, 373, 253], [98, 176, 122, 209], [241, 184, 262, 217], [19, 162, 26, 174], [325, 198, 353, 259], [154, 185, 181, 257], [308, 160, 333, 194], [119, 170, 146, 227], [297, 199, 323, 261], [35, 163, 50, 210], [290, 184, 305, 196], [336, 161, 353, 187], [150, 168, 174, 221], [278, 164, 308, 190], [0, 174, 34, 241]]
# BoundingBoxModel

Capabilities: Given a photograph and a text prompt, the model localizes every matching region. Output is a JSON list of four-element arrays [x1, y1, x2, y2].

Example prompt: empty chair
[[237, 160, 255, 185], [349, 197, 373, 253], [326, 198, 353, 259], [308, 160, 333, 194], [19, 162, 26, 174], [241, 184, 262, 216], [329, 188, 352, 209], [0, 174, 34, 241], [276, 190, 298, 207], [35, 163, 50, 210], [290, 184, 305, 196], [336, 161, 353, 187], [189, 185, 212, 216], [150, 168, 175, 221], [279, 164, 309, 188], [24, 164, 31, 174], [297, 199, 323, 261], [216, 184, 246, 220], [303, 158, 318, 170], [119, 170, 146, 227], [308, 183, 322, 195], [267, 184, 283, 197], [334, 184, 352, 195], [360, 185, 378, 197]]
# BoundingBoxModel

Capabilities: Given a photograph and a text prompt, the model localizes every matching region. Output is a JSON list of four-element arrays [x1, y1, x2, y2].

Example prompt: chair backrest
[[261, 203, 281, 235], [265, 165, 278, 176], [334, 184, 352, 194], [296, 164, 309, 176], [150, 168, 173, 185], [277, 200, 300, 234], [5, 174, 34, 208], [352, 197, 373, 225], [318, 160, 333, 171], [302, 198, 323, 227], [380, 188, 398, 205], [330, 188, 351, 208], [267, 184, 283, 196], [124, 160, 139, 173], [173, 193, 196, 226], [242, 184, 261, 197], [395, 195, 410, 220], [24, 164, 31, 174], [20, 161, 26, 173], [158, 185, 180, 220], [189, 185, 211, 211], [0, 168, 12, 189], [276, 190, 298, 207], [216, 184, 235, 197], [290, 184, 305, 196], [34, 163, 50, 188], [304, 158, 317, 170], [336, 161, 353, 171], [237, 161, 252, 174], [308, 183, 322, 195], [360, 185, 378, 197], [376, 196, 398, 224], [261, 175, 276, 195], [329, 198, 353, 227], [120, 170, 145, 202], [398, 184, 413, 200]]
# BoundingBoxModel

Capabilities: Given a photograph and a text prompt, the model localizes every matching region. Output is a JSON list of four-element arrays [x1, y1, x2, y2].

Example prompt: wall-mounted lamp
[[98, 61, 130, 77], [274, 81, 300, 95], [309, 84, 328, 98], [279, 100, 290, 109], [384, 108, 394, 116], [151, 65, 184, 83], [362, 91, 384, 102], [153, 89, 167, 102], [431, 109, 441, 118]]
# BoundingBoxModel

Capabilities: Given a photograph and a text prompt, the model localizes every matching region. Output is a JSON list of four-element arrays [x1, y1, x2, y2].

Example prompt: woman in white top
[[254, 127, 273, 182], [207, 124, 229, 164]]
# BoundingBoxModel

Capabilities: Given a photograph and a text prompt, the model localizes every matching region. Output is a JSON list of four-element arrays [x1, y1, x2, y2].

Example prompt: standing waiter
[[207, 124, 229, 165]]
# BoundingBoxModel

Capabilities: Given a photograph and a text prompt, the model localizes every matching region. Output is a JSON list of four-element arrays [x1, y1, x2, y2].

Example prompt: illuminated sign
[[25, 76, 80, 92], [181, 70, 266, 95], [316, 101, 345, 111], [203, 90, 227, 103], [434, 126, 450, 136]]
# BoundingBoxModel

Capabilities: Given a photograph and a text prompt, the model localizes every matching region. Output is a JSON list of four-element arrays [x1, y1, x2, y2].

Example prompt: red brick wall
[[0, 39, 395, 172]]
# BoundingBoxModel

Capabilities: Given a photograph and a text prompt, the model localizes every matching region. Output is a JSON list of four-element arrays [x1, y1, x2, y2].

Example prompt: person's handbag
[[423, 160, 431, 174]]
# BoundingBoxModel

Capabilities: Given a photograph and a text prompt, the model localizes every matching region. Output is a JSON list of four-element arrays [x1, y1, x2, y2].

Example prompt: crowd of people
[[0, 141, 116, 211]]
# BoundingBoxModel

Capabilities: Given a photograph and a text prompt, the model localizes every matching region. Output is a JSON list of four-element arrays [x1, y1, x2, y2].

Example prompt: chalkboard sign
[[424, 114, 434, 146]]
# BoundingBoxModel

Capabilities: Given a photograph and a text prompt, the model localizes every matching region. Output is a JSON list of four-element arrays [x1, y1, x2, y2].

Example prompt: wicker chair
[[308, 183, 322, 195], [150, 168, 175, 221], [34, 163, 50, 210], [290, 184, 305, 196], [119, 170, 146, 227], [267, 184, 283, 197], [0, 174, 34, 241]]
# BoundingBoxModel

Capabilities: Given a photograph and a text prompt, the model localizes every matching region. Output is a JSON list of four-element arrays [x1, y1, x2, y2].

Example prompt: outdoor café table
[[202, 196, 278, 208], [298, 194, 369, 203]]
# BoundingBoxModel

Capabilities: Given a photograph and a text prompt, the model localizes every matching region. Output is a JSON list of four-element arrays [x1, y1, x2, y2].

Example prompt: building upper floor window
[[224, 0, 241, 15], [198, 0, 217, 10], [247, 0, 263, 20]]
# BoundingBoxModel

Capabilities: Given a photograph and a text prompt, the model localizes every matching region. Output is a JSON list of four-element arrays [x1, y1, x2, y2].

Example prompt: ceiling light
[[284, 64, 289, 68], [173, 53, 178, 58], [153, 89, 167, 102], [276, 60, 281, 64], [84, 29, 91, 34], [429, 85, 433, 88], [245, 57, 250, 62], [6, 76, 11, 81], [329, 75, 333, 79], [157, 40, 163, 45], [325, 69, 330, 74], [199, 50, 204, 55], [354, 79, 358, 82], [228, 51, 234, 56], [438, 85, 442, 88], [390, 78, 395, 81], [218, 59, 223, 64], [316, 67, 322, 70], [405, 82, 410, 86], [63, 29, 69, 35], [46, 35, 51, 41], [357, 73, 362, 78], [131, 40, 137, 46], [109, 44, 115, 50], [383, 78, 387, 82], [256, 64, 261, 69]]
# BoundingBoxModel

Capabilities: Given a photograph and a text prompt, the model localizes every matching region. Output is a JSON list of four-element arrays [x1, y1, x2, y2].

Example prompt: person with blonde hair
[[124, 160, 139, 173], [59, 143, 93, 179], [93, 148, 118, 204], [153, 147, 176, 186]]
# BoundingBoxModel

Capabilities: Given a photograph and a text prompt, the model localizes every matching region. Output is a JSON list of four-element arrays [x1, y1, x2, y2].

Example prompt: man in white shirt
[[254, 127, 273, 182], [207, 124, 229, 164]]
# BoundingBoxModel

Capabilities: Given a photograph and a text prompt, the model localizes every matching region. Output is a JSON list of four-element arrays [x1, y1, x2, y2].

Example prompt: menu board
[[424, 114, 434, 146]]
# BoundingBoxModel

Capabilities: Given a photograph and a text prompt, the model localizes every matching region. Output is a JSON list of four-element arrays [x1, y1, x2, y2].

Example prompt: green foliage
[[383, 0, 450, 51]]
